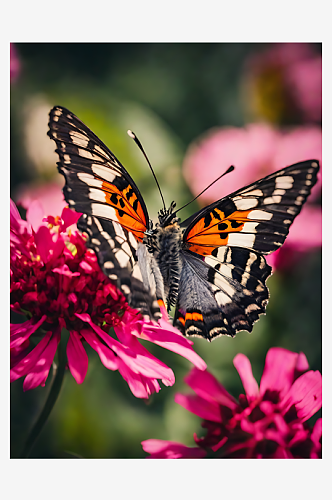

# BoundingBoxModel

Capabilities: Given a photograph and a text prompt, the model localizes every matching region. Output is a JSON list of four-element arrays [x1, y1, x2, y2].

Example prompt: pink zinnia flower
[[182, 123, 321, 271], [142, 347, 322, 458], [243, 42, 321, 123], [10, 199, 206, 398]]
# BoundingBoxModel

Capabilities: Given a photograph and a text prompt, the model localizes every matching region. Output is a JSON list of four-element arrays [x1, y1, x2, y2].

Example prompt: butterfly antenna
[[174, 165, 235, 215], [127, 130, 166, 212]]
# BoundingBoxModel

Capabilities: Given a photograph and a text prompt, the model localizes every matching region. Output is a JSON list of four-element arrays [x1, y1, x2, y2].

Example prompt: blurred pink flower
[[265, 204, 322, 271], [286, 55, 322, 123], [243, 43, 321, 123], [183, 123, 321, 203], [141, 440, 206, 459], [10, 43, 20, 82], [142, 347, 322, 458], [183, 123, 321, 271], [10, 200, 206, 397], [15, 182, 68, 231]]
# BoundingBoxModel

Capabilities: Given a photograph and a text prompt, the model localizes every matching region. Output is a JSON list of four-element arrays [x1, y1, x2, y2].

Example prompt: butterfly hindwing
[[48, 106, 148, 242], [78, 214, 162, 320], [174, 248, 271, 340], [182, 160, 319, 256]]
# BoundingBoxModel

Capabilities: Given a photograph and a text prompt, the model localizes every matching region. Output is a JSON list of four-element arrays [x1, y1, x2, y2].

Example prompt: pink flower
[[141, 440, 206, 459], [183, 123, 321, 203], [243, 43, 321, 123], [10, 43, 20, 82], [142, 348, 322, 458], [182, 123, 321, 271], [286, 55, 322, 123], [10, 200, 206, 397], [265, 204, 322, 271], [14, 182, 68, 232]]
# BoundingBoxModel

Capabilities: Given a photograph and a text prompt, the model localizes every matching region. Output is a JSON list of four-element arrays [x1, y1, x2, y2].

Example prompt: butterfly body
[[146, 220, 183, 310], [48, 106, 320, 341]]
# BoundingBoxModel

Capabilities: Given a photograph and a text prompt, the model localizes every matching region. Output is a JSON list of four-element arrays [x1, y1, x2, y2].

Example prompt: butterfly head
[[157, 201, 180, 228], [144, 202, 179, 250]]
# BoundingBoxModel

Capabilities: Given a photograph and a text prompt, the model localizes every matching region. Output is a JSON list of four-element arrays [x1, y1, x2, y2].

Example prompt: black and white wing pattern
[[48, 106, 161, 320], [78, 215, 162, 319], [174, 160, 320, 340]]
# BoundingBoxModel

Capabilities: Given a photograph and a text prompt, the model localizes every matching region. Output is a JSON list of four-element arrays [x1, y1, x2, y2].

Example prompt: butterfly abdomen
[[151, 223, 183, 311]]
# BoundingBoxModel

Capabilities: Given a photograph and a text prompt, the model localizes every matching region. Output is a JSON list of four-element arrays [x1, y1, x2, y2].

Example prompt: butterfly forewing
[[48, 106, 162, 321], [183, 160, 319, 256], [48, 106, 149, 241]]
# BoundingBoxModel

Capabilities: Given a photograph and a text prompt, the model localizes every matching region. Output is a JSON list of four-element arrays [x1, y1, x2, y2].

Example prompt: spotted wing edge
[[173, 246, 272, 340]]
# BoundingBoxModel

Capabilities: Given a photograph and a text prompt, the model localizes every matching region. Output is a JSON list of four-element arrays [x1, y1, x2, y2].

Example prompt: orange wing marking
[[186, 209, 254, 255], [102, 180, 147, 241], [185, 312, 204, 322]]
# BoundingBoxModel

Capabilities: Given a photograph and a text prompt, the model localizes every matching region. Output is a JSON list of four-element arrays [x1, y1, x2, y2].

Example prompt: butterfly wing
[[48, 106, 148, 242], [176, 160, 320, 339], [174, 247, 271, 340], [78, 214, 162, 319], [182, 160, 319, 255], [48, 106, 161, 320]]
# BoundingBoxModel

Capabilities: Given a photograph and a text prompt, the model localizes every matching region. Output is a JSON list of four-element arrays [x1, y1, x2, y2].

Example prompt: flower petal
[[295, 352, 310, 373], [79, 328, 118, 371], [175, 393, 222, 422], [141, 439, 207, 458], [311, 417, 322, 445], [78, 313, 176, 382], [288, 427, 309, 448], [34, 225, 53, 262], [117, 357, 161, 399], [11, 330, 53, 381], [22, 329, 61, 390], [260, 347, 303, 399], [184, 367, 238, 410], [233, 353, 259, 402], [139, 321, 207, 371], [52, 264, 80, 278], [11, 328, 60, 390], [10, 199, 29, 233], [281, 370, 322, 421], [310, 418, 322, 458], [115, 323, 175, 384], [66, 330, 89, 384], [10, 315, 47, 349], [60, 206, 82, 231]]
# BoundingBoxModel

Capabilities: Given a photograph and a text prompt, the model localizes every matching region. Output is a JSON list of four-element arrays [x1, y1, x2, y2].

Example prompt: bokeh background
[[10, 43, 322, 458]]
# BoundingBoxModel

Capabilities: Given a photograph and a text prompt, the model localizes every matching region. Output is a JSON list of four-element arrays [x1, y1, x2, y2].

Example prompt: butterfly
[[48, 106, 320, 341]]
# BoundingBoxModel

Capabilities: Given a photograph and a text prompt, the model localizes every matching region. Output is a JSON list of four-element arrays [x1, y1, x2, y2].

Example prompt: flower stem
[[21, 333, 67, 458]]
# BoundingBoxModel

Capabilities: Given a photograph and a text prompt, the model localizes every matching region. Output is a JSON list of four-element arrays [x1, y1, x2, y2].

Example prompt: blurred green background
[[10, 43, 321, 458]]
